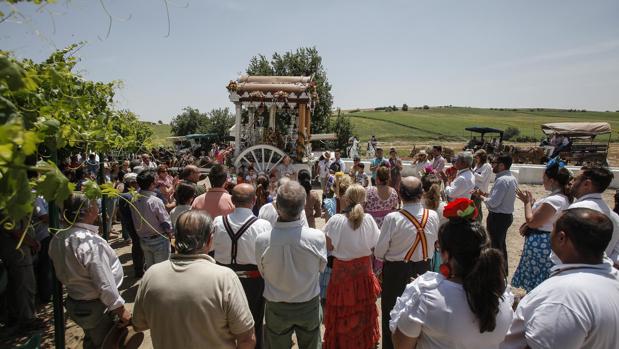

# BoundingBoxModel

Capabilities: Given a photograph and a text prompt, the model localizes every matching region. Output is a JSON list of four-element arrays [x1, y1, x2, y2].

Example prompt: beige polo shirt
[[132, 254, 254, 349]]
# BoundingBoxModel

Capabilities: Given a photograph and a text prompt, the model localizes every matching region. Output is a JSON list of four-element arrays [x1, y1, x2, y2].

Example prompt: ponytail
[[421, 173, 442, 210], [423, 183, 441, 210], [462, 247, 506, 333], [343, 184, 367, 230], [347, 203, 364, 230]]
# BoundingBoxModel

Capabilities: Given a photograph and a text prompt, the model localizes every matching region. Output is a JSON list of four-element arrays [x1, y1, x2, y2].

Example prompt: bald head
[[180, 165, 200, 183], [400, 176, 423, 203], [232, 183, 256, 208]]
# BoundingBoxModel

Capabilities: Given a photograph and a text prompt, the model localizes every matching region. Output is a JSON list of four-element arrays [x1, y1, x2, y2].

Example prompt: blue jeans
[[139, 235, 170, 270]]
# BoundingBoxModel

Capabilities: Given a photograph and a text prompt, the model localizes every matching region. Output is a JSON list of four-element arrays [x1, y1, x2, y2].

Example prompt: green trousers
[[264, 296, 322, 349]]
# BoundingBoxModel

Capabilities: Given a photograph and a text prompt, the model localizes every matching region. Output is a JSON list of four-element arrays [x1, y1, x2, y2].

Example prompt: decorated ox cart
[[226, 74, 329, 174]]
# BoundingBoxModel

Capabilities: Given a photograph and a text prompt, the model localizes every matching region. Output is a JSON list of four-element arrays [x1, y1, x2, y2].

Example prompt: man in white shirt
[[375, 176, 439, 349], [318, 151, 333, 191], [333, 150, 346, 173], [443, 151, 475, 201], [431, 145, 446, 173], [472, 149, 493, 222], [258, 177, 309, 227], [501, 208, 619, 349], [255, 181, 327, 349], [212, 184, 271, 349], [141, 153, 157, 169], [49, 193, 131, 349], [569, 166, 619, 265]]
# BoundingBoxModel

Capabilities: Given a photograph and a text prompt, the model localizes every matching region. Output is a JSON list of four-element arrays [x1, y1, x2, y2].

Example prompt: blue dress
[[511, 228, 553, 292]]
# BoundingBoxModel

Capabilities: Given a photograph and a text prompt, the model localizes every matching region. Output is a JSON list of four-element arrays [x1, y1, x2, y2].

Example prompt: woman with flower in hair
[[390, 198, 513, 349], [512, 158, 573, 292], [323, 184, 381, 349]]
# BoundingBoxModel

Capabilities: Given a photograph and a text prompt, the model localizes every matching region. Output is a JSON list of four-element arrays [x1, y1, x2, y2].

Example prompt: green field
[[149, 107, 619, 147], [147, 123, 173, 146], [338, 107, 619, 143]]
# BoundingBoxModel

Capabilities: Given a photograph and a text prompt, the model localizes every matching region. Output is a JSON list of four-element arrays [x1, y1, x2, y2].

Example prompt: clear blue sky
[[2, 0, 619, 122]]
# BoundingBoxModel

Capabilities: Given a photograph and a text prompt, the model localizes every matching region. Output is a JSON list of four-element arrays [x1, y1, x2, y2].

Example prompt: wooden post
[[234, 103, 242, 157], [305, 105, 311, 143], [269, 105, 276, 129], [298, 104, 306, 144], [49, 147, 65, 349]]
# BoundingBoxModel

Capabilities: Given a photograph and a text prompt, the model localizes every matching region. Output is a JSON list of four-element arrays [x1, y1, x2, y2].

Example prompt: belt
[[142, 234, 163, 240], [235, 270, 262, 279]]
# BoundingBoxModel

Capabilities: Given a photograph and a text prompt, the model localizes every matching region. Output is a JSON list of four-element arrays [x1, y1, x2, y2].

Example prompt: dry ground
[[4, 186, 615, 349]]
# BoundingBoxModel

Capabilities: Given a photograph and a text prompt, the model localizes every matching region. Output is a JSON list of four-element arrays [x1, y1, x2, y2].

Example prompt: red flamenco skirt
[[323, 256, 381, 349]]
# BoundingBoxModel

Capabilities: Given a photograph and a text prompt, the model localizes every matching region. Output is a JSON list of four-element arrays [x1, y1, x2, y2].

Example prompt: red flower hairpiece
[[443, 198, 479, 220]]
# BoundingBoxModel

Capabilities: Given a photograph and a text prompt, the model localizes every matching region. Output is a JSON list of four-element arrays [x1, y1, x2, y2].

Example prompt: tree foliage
[[170, 106, 210, 136], [246, 47, 333, 134], [170, 106, 234, 143], [0, 45, 151, 226], [331, 110, 354, 151], [208, 107, 234, 143]]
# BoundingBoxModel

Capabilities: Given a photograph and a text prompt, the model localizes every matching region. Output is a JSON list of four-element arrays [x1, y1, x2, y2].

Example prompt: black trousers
[[381, 260, 430, 349], [221, 263, 265, 349], [486, 211, 513, 274], [127, 227, 144, 277]]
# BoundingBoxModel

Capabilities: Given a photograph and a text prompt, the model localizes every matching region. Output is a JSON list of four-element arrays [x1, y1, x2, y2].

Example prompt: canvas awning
[[541, 122, 612, 137]]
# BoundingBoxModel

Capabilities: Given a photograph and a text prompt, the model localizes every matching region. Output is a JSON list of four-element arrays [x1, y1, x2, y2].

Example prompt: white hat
[[123, 172, 138, 182]]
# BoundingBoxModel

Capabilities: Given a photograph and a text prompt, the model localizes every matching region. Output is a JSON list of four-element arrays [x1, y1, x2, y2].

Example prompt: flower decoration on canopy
[[273, 90, 289, 100], [226, 80, 237, 92], [443, 198, 479, 221], [249, 91, 266, 99]]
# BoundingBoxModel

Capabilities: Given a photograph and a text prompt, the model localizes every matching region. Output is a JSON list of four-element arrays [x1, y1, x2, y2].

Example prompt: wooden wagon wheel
[[234, 144, 286, 175]]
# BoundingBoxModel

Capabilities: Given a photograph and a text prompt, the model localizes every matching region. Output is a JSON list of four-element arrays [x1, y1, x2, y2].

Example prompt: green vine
[[0, 45, 153, 240]]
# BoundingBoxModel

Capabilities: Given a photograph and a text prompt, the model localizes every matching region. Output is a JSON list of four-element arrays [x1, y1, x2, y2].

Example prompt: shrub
[[349, 109, 360, 113], [423, 105, 430, 110], [402, 103, 408, 111], [503, 127, 520, 140]]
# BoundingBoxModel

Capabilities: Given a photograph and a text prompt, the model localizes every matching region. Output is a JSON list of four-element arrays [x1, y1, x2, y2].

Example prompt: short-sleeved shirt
[[323, 213, 380, 261], [211, 208, 271, 265], [569, 193, 619, 262], [391, 272, 514, 349], [375, 203, 440, 262], [191, 188, 235, 219], [501, 260, 619, 349], [132, 254, 254, 349], [370, 157, 390, 179], [532, 192, 570, 232]]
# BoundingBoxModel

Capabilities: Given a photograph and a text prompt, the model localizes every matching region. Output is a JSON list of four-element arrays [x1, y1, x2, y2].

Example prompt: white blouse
[[532, 192, 570, 232], [323, 213, 380, 261], [390, 272, 514, 349]]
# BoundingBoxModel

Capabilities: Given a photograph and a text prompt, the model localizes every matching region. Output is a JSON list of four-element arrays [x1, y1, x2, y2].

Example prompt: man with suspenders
[[212, 184, 272, 348], [375, 176, 440, 349]]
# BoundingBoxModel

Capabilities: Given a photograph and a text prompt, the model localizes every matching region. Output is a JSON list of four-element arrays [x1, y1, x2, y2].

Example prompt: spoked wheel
[[234, 144, 287, 175]]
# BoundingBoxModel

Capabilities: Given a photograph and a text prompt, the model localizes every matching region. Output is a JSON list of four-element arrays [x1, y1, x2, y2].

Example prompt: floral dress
[[511, 192, 570, 292], [364, 186, 399, 228]]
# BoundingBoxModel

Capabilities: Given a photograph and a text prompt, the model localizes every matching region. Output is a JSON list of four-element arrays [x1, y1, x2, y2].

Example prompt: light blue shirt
[[255, 219, 327, 303], [484, 170, 518, 214]]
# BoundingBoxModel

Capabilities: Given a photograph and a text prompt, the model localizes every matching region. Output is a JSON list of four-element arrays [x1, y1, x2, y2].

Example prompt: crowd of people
[[2, 145, 619, 349]]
